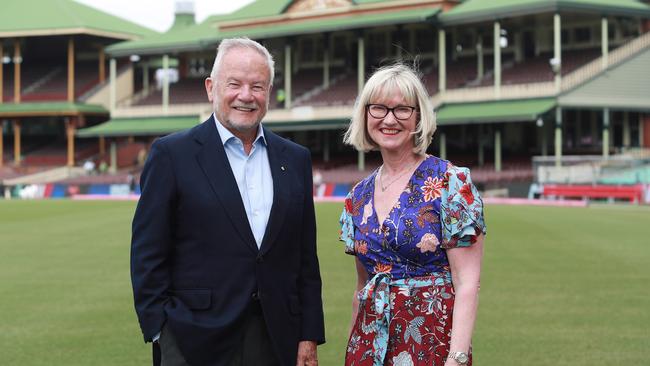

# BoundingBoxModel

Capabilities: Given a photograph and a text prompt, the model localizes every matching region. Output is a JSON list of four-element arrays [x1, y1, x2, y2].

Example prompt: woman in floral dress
[[339, 64, 486, 366]]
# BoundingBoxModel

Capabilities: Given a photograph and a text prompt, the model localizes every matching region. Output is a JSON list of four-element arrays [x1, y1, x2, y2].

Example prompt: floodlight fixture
[[549, 57, 561, 73], [499, 36, 508, 48]]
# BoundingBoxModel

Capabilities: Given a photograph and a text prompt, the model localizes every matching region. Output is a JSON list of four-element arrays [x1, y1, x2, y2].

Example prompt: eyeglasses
[[366, 104, 417, 120]]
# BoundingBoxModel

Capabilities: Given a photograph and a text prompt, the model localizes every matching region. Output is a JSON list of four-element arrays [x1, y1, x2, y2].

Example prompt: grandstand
[[0, 0, 155, 179], [2, 0, 650, 201]]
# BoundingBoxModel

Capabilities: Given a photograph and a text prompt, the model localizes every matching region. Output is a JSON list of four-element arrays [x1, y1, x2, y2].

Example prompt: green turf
[[0, 201, 649, 365]]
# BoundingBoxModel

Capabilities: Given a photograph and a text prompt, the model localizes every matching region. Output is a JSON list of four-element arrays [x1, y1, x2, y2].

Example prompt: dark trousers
[[159, 303, 280, 366]]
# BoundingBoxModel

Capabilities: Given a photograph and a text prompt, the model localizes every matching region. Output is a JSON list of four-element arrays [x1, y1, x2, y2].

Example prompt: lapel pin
[[281, 166, 286, 171]]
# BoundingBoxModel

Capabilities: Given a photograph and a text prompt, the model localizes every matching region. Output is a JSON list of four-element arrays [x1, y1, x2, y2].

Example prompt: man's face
[[205, 47, 271, 138]]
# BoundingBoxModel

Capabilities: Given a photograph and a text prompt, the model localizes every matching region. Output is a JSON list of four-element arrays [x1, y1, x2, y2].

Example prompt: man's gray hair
[[209, 38, 275, 86]]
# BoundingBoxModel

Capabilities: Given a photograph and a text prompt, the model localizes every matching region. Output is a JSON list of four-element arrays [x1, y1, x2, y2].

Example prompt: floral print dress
[[339, 155, 486, 366]]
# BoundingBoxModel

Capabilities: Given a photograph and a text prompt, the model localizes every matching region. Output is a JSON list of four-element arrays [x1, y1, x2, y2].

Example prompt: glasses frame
[[366, 104, 417, 121]]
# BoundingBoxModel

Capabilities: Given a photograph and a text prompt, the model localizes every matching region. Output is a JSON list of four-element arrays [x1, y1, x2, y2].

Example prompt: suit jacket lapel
[[194, 117, 258, 253], [260, 128, 290, 255]]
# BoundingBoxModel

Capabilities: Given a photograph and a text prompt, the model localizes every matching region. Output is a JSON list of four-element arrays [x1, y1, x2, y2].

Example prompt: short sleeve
[[440, 165, 487, 249], [339, 192, 356, 255]]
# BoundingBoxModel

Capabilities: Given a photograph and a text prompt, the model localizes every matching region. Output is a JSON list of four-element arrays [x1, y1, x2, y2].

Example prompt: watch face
[[456, 353, 469, 363]]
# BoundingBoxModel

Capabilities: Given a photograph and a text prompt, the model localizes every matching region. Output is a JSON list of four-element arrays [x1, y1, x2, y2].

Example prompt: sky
[[76, 0, 255, 32]]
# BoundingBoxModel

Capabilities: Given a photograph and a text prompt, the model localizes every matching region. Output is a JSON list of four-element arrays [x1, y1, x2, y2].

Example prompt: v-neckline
[[371, 156, 429, 227]]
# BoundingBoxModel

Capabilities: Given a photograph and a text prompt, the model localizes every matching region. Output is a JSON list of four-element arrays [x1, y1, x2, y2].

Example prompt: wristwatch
[[448, 351, 469, 365]]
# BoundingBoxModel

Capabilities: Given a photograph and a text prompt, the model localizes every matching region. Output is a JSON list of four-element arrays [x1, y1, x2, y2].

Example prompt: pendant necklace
[[378, 158, 420, 192]]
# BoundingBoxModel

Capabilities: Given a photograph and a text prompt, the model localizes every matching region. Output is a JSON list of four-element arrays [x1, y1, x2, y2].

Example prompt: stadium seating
[[2, 62, 101, 102], [479, 48, 600, 86], [296, 70, 358, 107], [20, 139, 97, 166], [542, 184, 644, 203]]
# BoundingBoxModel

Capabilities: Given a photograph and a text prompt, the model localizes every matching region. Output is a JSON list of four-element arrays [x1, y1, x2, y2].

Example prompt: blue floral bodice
[[339, 156, 486, 279]]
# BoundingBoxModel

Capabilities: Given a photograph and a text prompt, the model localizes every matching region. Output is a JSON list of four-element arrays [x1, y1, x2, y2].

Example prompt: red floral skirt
[[344, 278, 472, 366]]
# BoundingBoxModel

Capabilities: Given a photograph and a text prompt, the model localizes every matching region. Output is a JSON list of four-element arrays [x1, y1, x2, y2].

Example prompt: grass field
[[1, 200, 649, 365]]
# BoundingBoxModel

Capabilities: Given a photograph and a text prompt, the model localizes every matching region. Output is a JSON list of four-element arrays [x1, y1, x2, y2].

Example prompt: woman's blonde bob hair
[[343, 63, 436, 156]]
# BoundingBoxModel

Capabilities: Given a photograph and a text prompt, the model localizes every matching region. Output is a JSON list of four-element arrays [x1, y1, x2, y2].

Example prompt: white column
[[555, 107, 563, 167], [477, 37, 484, 80], [541, 121, 548, 156], [109, 140, 117, 174], [162, 54, 169, 114], [285, 44, 292, 109], [554, 14, 562, 91], [438, 29, 446, 93], [143, 63, 150, 94], [323, 48, 330, 89], [439, 132, 447, 160], [623, 111, 631, 149], [494, 22, 501, 98], [495, 129, 502, 172], [357, 36, 365, 94], [109, 58, 116, 112], [357, 150, 365, 171], [601, 17, 609, 69], [603, 108, 610, 159]]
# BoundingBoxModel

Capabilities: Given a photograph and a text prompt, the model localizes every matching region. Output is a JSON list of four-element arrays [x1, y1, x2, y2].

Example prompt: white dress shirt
[[214, 115, 274, 248]]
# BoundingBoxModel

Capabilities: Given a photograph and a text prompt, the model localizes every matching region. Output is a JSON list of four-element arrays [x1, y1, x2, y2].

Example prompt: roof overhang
[[0, 27, 144, 40], [107, 1, 444, 57], [436, 97, 556, 125], [0, 102, 108, 118], [439, 1, 650, 26], [219, 6, 441, 40], [264, 118, 349, 132], [77, 116, 201, 138]]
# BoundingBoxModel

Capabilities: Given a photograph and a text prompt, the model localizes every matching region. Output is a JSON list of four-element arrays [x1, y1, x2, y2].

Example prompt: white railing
[[561, 31, 650, 91], [2, 167, 86, 185], [264, 105, 352, 123], [432, 81, 555, 106], [111, 103, 211, 119]]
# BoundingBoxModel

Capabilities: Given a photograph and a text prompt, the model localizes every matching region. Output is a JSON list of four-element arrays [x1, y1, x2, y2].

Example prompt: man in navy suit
[[131, 38, 325, 366]]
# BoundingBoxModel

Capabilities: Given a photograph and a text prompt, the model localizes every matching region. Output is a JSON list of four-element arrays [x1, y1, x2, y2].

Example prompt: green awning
[[0, 102, 108, 118], [219, 7, 440, 39], [264, 118, 349, 132], [77, 116, 200, 137], [436, 98, 556, 125], [439, 0, 650, 26]]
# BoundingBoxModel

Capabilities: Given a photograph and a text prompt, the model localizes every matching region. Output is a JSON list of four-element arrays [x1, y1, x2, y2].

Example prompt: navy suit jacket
[[131, 116, 325, 366]]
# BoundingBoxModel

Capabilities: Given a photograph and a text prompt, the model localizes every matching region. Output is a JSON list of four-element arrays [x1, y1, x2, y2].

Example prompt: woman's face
[[366, 87, 418, 154]]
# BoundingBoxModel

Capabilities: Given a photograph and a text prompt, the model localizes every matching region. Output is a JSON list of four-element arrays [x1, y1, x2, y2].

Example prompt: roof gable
[[0, 0, 156, 39], [107, 0, 444, 56]]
